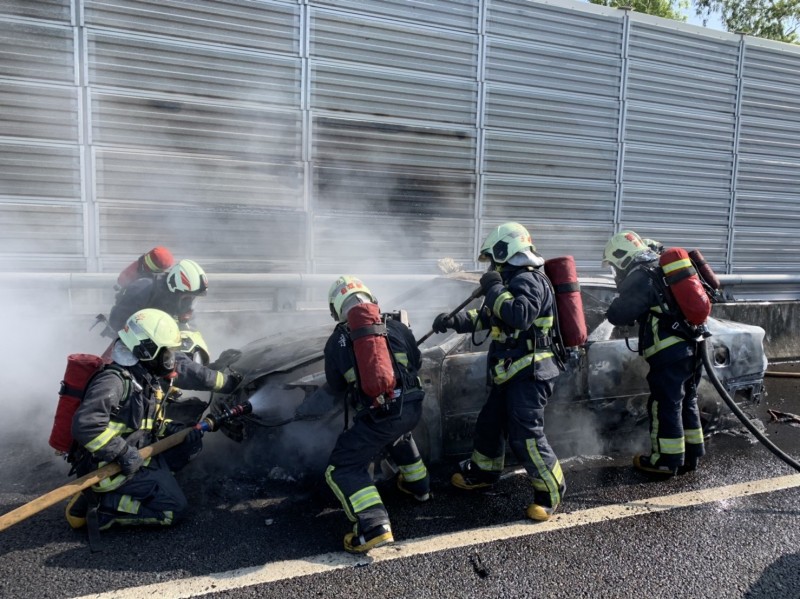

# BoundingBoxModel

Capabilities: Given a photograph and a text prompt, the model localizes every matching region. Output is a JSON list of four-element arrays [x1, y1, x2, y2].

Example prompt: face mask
[[177, 294, 195, 314], [142, 348, 176, 378]]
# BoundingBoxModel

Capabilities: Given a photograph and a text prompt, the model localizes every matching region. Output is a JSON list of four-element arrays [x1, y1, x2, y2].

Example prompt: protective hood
[[111, 339, 138, 366], [507, 249, 545, 268]]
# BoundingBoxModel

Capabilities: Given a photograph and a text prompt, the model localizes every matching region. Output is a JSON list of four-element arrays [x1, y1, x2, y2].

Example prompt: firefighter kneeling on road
[[66, 309, 207, 532], [603, 230, 704, 476], [432, 222, 566, 521], [324, 276, 431, 554]]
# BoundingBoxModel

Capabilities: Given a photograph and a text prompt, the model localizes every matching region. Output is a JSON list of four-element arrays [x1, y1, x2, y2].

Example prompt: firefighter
[[432, 222, 565, 521], [106, 258, 238, 395], [65, 309, 206, 531], [602, 230, 704, 476], [115, 246, 175, 290], [108, 258, 208, 331], [323, 276, 430, 554]]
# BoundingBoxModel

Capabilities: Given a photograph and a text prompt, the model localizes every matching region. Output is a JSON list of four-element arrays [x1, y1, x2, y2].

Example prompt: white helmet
[[166, 259, 208, 294]]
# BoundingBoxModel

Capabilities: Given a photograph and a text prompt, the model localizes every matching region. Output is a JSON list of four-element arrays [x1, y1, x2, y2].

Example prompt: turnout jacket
[[606, 261, 694, 367], [72, 364, 163, 465], [109, 274, 191, 331], [72, 354, 227, 467], [451, 266, 560, 384], [324, 317, 424, 408]]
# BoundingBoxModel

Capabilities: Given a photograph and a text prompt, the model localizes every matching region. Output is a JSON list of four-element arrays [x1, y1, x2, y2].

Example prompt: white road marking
[[74, 474, 800, 599]]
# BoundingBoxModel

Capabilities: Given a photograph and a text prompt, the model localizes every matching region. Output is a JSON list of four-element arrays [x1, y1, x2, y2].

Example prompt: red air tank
[[544, 255, 588, 348], [49, 354, 107, 453], [660, 247, 711, 326], [346, 303, 396, 401], [688, 249, 721, 290], [116, 246, 175, 288]]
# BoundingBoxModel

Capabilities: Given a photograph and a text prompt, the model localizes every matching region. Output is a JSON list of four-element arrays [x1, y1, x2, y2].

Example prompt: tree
[[694, 0, 800, 43], [588, 0, 689, 21]]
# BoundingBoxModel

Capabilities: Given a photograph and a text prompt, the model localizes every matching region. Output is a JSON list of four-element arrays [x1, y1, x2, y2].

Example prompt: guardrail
[[1, 272, 798, 316], [1, 272, 797, 360]]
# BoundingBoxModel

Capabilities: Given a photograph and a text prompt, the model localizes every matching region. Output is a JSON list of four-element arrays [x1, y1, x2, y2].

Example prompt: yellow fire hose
[[0, 428, 191, 533]]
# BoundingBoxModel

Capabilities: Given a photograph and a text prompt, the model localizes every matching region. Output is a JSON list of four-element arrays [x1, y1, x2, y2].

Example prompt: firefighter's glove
[[218, 371, 243, 395], [116, 444, 144, 476], [432, 313, 454, 334], [184, 427, 204, 445], [163, 421, 187, 437], [480, 271, 503, 295]]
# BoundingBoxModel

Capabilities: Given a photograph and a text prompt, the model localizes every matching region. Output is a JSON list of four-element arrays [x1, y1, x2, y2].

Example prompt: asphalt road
[[2, 366, 800, 599]]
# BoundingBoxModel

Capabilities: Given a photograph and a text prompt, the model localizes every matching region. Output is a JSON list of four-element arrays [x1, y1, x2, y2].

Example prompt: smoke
[[0, 285, 115, 487]]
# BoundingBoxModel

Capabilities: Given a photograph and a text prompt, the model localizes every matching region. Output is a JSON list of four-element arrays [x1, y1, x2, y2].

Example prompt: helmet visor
[[132, 337, 160, 361]]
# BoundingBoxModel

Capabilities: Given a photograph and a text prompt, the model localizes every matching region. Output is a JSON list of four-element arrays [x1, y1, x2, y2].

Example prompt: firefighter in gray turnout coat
[[66, 309, 218, 532], [323, 276, 430, 554], [432, 222, 566, 521], [603, 230, 704, 476]]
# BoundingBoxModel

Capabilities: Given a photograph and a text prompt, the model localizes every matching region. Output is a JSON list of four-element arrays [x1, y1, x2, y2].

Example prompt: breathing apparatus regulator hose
[[700, 337, 800, 472]]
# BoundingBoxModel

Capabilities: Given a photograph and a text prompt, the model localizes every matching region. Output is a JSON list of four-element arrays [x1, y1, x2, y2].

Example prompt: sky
[[684, 7, 726, 30]]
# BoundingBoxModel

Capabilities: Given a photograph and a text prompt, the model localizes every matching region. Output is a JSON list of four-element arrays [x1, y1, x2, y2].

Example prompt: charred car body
[[208, 274, 767, 476]]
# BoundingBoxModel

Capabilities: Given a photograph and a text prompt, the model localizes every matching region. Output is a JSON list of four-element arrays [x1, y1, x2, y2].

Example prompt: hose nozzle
[[197, 401, 253, 432]]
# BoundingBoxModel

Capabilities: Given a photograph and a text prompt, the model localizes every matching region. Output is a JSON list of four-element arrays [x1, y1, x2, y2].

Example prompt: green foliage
[[589, 0, 689, 21], [694, 0, 800, 43]]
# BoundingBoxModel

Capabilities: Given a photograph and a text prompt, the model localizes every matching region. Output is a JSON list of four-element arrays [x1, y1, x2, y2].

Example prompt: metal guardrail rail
[[0, 272, 798, 317]]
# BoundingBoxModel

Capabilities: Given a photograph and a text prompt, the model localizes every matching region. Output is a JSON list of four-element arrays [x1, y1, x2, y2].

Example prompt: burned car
[[208, 274, 767, 475]]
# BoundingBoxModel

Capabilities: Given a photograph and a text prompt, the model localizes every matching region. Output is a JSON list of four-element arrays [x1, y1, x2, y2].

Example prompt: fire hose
[[0, 402, 253, 533], [416, 286, 483, 347], [700, 336, 800, 472]]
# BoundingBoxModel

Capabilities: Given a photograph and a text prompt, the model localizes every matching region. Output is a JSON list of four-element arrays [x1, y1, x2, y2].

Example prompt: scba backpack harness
[[49, 354, 131, 457], [345, 303, 407, 420], [637, 247, 720, 349]]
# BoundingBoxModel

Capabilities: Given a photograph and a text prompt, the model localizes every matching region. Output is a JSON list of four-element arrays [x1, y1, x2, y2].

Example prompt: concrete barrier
[[712, 302, 800, 363]]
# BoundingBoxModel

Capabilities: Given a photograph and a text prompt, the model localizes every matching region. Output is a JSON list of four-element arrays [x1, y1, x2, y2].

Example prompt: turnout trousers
[[78, 438, 199, 529], [325, 400, 430, 535], [470, 375, 565, 509], [645, 354, 705, 470]]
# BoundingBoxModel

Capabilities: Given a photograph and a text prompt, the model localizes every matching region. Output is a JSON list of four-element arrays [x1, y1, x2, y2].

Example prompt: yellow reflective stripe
[[349, 486, 383, 513], [685, 427, 704, 445], [492, 291, 514, 317], [85, 421, 126, 453], [527, 439, 564, 507], [471, 450, 504, 472], [394, 352, 408, 367], [660, 437, 686, 454], [552, 460, 564, 485], [399, 459, 427, 483], [213, 371, 225, 391], [141, 419, 155, 431], [467, 309, 485, 331], [117, 495, 141, 515], [324, 465, 357, 523], [344, 368, 356, 383], [93, 471, 128, 492], [650, 399, 661, 463], [662, 257, 692, 274], [143, 253, 159, 271], [491, 351, 555, 384], [643, 312, 684, 359], [534, 316, 553, 332], [532, 479, 549, 491], [100, 511, 174, 531]]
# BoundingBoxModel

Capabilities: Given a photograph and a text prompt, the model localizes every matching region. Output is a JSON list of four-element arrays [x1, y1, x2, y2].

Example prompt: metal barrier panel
[[0, 0, 798, 282]]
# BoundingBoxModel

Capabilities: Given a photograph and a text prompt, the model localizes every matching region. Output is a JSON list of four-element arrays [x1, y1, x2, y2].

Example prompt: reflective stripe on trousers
[[646, 355, 705, 468]]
